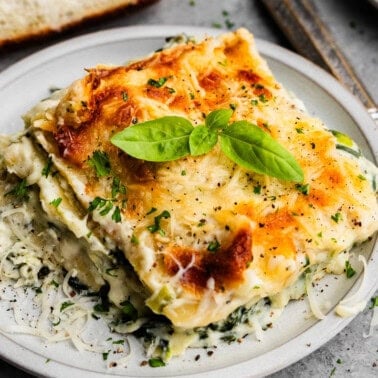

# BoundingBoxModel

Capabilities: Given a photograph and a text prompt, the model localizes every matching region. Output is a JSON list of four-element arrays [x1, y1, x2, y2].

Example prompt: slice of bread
[[0, 0, 155, 47]]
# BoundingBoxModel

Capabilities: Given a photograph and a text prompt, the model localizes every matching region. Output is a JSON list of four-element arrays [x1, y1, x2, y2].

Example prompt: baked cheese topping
[[3, 29, 378, 330]]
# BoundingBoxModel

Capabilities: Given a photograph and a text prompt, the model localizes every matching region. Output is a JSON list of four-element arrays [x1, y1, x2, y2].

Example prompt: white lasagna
[[0, 28, 377, 363]]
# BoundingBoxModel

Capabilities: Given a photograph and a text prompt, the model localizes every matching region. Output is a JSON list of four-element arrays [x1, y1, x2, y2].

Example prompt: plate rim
[[0, 24, 377, 378]]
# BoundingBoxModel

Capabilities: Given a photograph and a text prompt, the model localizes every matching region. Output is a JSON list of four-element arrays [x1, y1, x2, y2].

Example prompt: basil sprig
[[111, 109, 304, 182]]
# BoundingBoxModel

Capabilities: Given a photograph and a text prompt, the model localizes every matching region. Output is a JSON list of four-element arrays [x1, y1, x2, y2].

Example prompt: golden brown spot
[[170, 95, 190, 111], [308, 188, 330, 207], [145, 86, 172, 102], [114, 102, 135, 126], [165, 228, 252, 292], [199, 71, 222, 91], [263, 211, 294, 231], [320, 168, 345, 188], [253, 85, 272, 100], [238, 70, 261, 85]]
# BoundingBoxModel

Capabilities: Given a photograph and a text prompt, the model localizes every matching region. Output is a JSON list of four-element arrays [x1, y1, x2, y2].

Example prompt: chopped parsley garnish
[[147, 210, 171, 235], [295, 128, 304, 134], [121, 91, 128, 101], [60, 301, 74, 312], [181, 170, 187, 176], [211, 22, 222, 29], [102, 352, 109, 361], [88, 197, 121, 223], [111, 177, 126, 198], [258, 94, 268, 103], [148, 357, 166, 367], [208, 239, 220, 252], [296, 183, 310, 195], [146, 207, 157, 215], [331, 212, 342, 223], [370, 296, 378, 308], [50, 197, 62, 208], [112, 339, 124, 345], [42, 156, 53, 177], [304, 255, 310, 267], [345, 260, 356, 278], [225, 19, 235, 29], [147, 77, 168, 88], [88, 150, 111, 177], [112, 206, 122, 223], [5, 179, 30, 201], [50, 280, 59, 288], [100, 201, 114, 216], [131, 234, 139, 245], [88, 196, 107, 212], [357, 174, 366, 181], [105, 268, 118, 277], [94, 303, 108, 313], [120, 300, 138, 322], [336, 144, 361, 158], [197, 219, 206, 227], [251, 99, 258, 106], [253, 185, 261, 194]]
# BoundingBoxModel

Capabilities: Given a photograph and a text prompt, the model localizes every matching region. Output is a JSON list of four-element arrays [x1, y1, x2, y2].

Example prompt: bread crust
[[0, 0, 158, 48]]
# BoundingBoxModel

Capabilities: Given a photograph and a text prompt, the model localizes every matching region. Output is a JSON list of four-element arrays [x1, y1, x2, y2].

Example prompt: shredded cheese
[[335, 255, 368, 318]]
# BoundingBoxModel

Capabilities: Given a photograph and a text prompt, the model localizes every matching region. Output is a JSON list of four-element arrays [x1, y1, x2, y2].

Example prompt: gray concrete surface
[[0, 0, 377, 377]]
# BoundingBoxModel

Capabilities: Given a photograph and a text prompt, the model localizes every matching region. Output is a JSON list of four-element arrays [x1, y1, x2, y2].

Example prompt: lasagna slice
[[3, 28, 378, 335]]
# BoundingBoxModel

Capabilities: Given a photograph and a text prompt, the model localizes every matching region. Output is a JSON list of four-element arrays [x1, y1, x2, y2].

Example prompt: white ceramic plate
[[0, 25, 377, 378]]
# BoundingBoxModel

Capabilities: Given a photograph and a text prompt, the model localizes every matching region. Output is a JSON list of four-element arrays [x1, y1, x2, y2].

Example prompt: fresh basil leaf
[[111, 117, 193, 162], [220, 121, 304, 182], [205, 109, 233, 130], [189, 125, 218, 156]]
